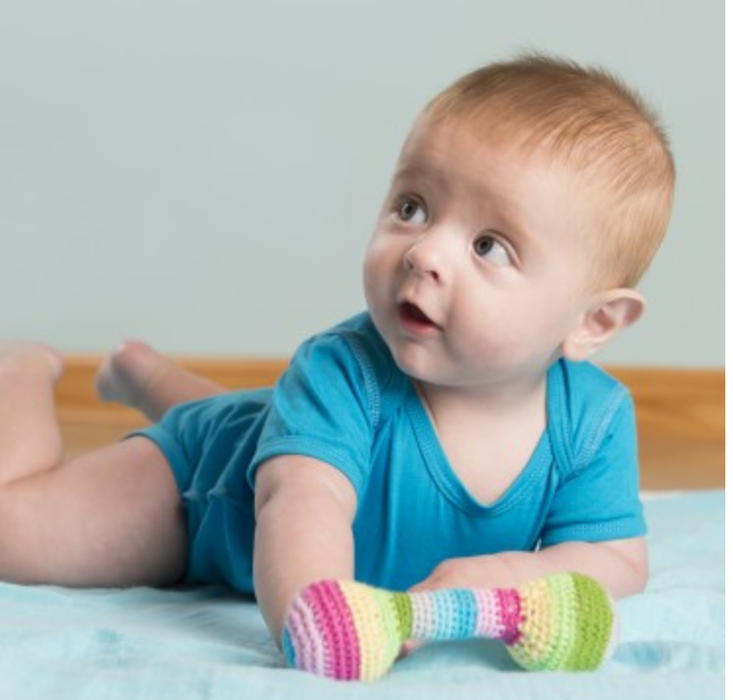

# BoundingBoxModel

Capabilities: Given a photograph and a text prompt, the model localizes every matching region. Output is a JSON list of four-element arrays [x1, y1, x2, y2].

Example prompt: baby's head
[[364, 54, 676, 385], [421, 54, 675, 289]]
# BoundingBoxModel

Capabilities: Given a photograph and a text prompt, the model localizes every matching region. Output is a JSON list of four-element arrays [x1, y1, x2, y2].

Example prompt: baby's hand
[[410, 554, 519, 593], [400, 554, 516, 659]]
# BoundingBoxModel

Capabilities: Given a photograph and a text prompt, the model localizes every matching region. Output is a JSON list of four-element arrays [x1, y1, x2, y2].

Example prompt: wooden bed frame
[[56, 357, 724, 491]]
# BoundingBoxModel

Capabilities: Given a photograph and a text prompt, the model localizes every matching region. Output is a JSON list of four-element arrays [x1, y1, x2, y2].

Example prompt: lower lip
[[398, 305, 440, 336]]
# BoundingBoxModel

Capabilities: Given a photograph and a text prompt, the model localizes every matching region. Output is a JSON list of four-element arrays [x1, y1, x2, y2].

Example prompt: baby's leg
[[0, 342, 64, 484], [96, 340, 225, 422], [0, 343, 186, 586]]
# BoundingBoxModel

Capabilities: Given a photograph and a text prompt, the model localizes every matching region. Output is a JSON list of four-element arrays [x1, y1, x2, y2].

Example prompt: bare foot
[[0, 342, 64, 382], [95, 341, 171, 417], [97, 341, 224, 422]]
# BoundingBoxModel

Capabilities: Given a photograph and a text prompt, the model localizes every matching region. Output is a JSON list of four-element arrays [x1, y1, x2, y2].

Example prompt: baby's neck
[[414, 373, 547, 425], [414, 376, 547, 506]]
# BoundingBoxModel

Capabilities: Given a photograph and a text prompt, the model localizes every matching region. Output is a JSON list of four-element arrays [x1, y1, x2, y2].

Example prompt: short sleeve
[[247, 332, 376, 498], [540, 389, 646, 547]]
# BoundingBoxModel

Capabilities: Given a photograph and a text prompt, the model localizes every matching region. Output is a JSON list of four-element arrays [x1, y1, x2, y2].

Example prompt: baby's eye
[[473, 234, 511, 267], [396, 197, 428, 226]]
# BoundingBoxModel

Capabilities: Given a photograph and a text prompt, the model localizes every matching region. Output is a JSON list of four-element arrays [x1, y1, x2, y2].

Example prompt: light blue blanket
[[0, 491, 724, 700]]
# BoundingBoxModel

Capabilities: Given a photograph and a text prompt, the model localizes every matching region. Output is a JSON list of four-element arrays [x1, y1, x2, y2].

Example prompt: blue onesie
[[137, 312, 646, 594]]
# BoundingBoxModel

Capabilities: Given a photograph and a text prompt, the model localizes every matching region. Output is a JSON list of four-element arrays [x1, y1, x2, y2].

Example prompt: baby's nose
[[403, 232, 452, 282]]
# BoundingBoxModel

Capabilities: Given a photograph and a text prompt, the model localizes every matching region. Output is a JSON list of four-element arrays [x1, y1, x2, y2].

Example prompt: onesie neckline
[[404, 369, 556, 518]]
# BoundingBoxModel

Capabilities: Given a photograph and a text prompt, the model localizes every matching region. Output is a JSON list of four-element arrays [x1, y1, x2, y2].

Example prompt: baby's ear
[[562, 289, 646, 362]]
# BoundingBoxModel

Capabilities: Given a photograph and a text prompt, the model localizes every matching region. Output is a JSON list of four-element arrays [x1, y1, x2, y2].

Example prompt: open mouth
[[398, 302, 439, 332]]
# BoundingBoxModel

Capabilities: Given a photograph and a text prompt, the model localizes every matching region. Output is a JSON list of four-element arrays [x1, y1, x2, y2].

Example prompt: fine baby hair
[[282, 573, 616, 681]]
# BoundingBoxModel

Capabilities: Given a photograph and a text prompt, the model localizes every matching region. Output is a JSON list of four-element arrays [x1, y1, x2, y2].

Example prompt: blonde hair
[[424, 54, 675, 288]]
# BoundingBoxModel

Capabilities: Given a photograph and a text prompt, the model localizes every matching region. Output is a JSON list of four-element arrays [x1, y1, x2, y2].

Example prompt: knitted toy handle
[[282, 572, 616, 681]]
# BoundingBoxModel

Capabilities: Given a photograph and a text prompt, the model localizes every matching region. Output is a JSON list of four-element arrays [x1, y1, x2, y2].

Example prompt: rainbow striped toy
[[282, 572, 616, 681]]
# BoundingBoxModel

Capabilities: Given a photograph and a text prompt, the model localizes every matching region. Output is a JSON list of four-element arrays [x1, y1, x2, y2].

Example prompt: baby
[[0, 54, 674, 680]]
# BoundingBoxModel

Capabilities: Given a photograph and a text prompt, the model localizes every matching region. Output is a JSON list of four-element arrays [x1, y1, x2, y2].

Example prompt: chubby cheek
[[361, 248, 382, 313], [449, 298, 538, 365], [458, 297, 574, 371], [362, 238, 400, 309]]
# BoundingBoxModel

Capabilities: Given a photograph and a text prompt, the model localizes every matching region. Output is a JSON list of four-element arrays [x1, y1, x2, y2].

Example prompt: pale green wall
[[0, 1, 723, 366]]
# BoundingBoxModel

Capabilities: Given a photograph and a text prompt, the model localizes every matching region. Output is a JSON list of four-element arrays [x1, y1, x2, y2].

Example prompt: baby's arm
[[411, 537, 648, 600], [253, 454, 357, 643]]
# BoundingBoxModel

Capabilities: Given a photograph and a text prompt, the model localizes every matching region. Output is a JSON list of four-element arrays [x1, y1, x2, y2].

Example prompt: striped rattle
[[282, 572, 616, 681]]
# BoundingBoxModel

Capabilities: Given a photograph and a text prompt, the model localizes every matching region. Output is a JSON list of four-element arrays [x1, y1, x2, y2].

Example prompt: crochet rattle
[[282, 572, 616, 681]]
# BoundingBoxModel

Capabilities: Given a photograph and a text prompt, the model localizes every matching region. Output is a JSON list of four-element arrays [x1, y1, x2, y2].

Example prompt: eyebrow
[[391, 164, 446, 189]]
